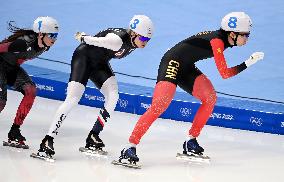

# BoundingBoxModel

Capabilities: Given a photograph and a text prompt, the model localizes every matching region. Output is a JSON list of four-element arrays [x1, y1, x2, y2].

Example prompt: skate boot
[[30, 135, 55, 162], [120, 147, 139, 163], [183, 138, 204, 155], [176, 138, 210, 163], [79, 131, 107, 156], [112, 147, 141, 169], [85, 131, 105, 150], [3, 124, 29, 149], [38, 135, 55, 156]]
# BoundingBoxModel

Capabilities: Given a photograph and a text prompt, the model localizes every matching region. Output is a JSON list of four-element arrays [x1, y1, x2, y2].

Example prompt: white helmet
[[129, 15, 154, 38], [33, 16, 59, 33], [221, 12, 252, 33]]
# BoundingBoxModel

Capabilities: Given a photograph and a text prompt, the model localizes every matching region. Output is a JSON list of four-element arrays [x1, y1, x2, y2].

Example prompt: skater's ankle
[[186, 135, 195, 141], [45, 135, 54, 140], [89, 130, 100, 136], [125, 143, 136, 149], [11, 123, 20, 129]]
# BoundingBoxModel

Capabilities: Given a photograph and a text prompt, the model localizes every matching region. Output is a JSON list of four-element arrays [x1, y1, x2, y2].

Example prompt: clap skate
[[79, 131, 108, 157], [112, 147, 141, 169], [3, 124, 29, 149], [176, 138, 210, 163], [30, 135, 55, 162]]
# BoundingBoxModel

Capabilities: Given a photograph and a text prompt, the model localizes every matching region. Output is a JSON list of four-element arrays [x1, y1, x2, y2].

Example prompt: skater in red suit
[[0, 17, 59, 148], [118, 12, 264, 164]]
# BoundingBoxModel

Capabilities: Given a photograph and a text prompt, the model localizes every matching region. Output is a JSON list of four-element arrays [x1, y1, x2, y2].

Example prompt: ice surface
[[0, 91, 283, 182]]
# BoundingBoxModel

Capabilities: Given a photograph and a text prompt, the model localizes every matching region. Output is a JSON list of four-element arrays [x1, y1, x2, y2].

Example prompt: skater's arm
[[76, 32, 123, 51], [210, 38, 247, 79], [8, 39, 29, 54], [0, 40, 27, 54], [0, 42, 11, 53]]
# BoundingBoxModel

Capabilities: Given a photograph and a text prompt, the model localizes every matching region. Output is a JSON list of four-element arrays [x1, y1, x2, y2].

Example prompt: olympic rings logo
[[180, 107, 191, 117], [118, 99, 128, 108]]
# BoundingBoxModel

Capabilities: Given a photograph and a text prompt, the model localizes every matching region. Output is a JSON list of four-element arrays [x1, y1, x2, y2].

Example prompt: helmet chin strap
[[41, 34, 50, 50], [131, 35, 138, 48], [233, 33, 239, 46]]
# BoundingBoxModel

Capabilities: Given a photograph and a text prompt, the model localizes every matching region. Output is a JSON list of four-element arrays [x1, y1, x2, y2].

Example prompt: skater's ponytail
[[0, 21, 35, 44]]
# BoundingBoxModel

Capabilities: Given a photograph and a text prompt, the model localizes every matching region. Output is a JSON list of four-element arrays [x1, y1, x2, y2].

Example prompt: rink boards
[[13, 75, 282, 135]]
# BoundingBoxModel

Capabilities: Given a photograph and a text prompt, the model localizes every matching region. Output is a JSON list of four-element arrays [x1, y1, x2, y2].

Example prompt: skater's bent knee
[[197, 90, 217, 107], [109, 91, 119, 102], [204, 92, 217, 107], [23, 84, 37, 97]]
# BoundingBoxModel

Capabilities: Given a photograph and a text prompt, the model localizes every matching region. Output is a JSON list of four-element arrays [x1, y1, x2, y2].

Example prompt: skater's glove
[[244, 52, 264, 67], [74, 32, 86, 42]]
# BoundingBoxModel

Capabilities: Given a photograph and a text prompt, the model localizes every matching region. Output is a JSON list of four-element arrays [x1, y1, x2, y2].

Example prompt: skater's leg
[[189, 74, 217, 138], [35, 82, 84, 157], [46, 46, 90, 137], [11, 67, 37, 126], [177, 68, 215, 154], [6, 67, 37, 144], [4, 83, 35, 147], [129, 81, 176, 145], [13, 83, 37, 126], [36, 45, 89, 158], [91, 76, 118, 134], [47, 81, 85, 137], [100, 76, 119, 114], [118, 81, 176, 163], [84, 65, 117, 149]]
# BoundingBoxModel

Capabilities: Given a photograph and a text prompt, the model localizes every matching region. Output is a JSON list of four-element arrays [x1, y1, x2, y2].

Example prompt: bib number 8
[[228, 17, 237, 28]]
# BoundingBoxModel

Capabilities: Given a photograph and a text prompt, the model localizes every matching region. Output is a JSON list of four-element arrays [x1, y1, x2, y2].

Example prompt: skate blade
[[3, 141, 29, 149], [111, 160, 141, 169], [79, 147, 108, 158], [30, 153, 55, 163], [176, 153, 210, 164]]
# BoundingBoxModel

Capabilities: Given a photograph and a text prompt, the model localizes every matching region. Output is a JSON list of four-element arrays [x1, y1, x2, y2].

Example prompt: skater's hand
[[245, 52, 264, 67], [74, 32, 86, 42]]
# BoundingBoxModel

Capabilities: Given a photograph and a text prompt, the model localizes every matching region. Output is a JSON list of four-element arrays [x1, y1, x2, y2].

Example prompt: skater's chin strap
[[131, 35, 138, 48], [232, 33, 239, 46], [40, 34, 50, 51]]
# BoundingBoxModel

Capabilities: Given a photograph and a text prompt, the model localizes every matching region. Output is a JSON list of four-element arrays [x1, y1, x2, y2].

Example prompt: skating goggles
[[239, 33, 250, 38], [47, 33, 58, 39], [138, 35, 151, 42]]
